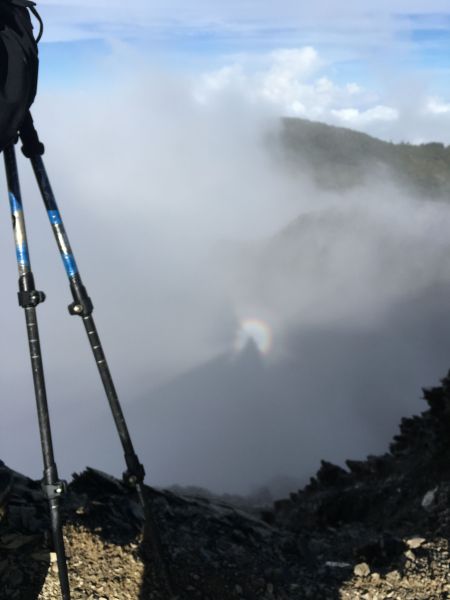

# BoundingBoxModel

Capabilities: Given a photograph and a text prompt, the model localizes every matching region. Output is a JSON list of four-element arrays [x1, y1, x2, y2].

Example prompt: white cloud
[[267, 47, 322, 79], [195, 47, 402, 129], [196, 47, 331, 116], [0, 56, 309, 482], [331, 105, 399, 126], [346, 83, 362, 95], [36, 0, 450, 23], [194, 65, 246, 104], [426, 97, 450, 115], [192, 46, 450, 143], [258, 48, 324, 115]]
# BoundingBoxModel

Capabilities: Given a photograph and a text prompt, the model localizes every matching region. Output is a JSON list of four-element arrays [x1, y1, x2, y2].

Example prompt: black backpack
[[0, 0, 41, 151]]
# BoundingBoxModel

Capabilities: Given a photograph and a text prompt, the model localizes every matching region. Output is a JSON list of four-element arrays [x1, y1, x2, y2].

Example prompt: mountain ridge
[[279, 117, 450, 196]]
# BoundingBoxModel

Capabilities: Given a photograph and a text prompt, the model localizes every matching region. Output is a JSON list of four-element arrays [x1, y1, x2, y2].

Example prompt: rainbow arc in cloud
[[234, 318, 273, 355]]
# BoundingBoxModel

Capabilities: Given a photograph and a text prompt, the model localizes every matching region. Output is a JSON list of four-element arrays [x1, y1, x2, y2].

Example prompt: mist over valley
[[2, 69, 450, 498]]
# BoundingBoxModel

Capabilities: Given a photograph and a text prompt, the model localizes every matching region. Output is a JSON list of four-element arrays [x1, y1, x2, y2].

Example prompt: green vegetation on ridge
[[280, 117, 450, 197]]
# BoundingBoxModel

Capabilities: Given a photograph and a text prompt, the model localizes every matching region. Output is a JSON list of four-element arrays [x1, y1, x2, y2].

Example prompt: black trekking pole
[[3, 142, 71, 600], [19, 112, 176, 598], [19, 111, 148, 502]]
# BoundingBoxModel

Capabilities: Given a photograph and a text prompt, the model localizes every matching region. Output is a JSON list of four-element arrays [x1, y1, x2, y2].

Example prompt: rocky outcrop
[[3, 370, 450, 598]]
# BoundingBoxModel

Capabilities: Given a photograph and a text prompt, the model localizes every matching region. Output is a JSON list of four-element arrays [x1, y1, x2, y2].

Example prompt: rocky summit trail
[[3, 371, 450, 599]]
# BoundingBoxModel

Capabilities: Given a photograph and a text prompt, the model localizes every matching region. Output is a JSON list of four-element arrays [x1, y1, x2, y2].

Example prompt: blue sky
[[34, 1, 450, 142], [37, 2, 450, 81]]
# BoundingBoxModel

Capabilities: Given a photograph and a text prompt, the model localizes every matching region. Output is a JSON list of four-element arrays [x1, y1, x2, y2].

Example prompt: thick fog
[[2, 58, 450, 496]]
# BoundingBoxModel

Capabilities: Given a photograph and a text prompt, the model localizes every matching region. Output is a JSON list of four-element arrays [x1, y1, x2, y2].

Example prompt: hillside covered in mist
[[58, 117, 450, 499], [6, 109, 450, 505], [279, 117, 450, 196]]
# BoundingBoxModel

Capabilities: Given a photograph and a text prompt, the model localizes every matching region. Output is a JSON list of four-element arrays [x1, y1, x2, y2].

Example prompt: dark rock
[[354, 534, 407, 568], [4, 368, 450, 597], [316, 461, 350, 486]]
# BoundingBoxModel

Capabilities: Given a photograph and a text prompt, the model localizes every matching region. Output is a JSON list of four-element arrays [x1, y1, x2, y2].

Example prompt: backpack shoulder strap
[[3, 0, 43, 42]]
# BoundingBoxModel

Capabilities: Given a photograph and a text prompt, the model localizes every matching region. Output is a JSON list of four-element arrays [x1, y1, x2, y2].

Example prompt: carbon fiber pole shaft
[[3, 143, 71, 600], [29, 151, 146, 489]]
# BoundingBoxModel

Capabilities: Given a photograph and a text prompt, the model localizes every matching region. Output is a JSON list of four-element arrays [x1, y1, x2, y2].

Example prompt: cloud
[[259, 48, 324, 114], [0, 50, 306, 483], [194, 45, 450, 143], [36, 0, 450, 23], [426, 97, 450, 115], [195, 46, 336, 120], [266, 47, 322, 79], [196, 48, 336, 117], [331, 105, 399, 126], [4, 43, 450, 494]]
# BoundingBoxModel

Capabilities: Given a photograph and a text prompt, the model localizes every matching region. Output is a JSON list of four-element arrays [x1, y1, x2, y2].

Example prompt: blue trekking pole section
[[18, 112, 176, 598], [3, 142, 72, 600]]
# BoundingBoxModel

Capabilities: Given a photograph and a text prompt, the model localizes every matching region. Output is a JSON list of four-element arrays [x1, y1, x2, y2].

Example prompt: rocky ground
[[3, 371, 450, 599]]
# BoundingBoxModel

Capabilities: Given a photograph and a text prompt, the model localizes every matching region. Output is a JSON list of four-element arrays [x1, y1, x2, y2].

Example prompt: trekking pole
[[19, 112, 146, 496], [3, 142, 71, 600], [19, 113, 176, 597]]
